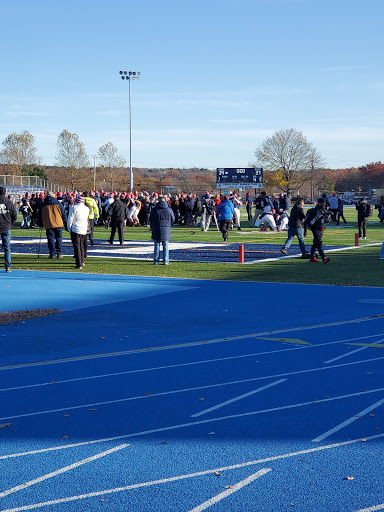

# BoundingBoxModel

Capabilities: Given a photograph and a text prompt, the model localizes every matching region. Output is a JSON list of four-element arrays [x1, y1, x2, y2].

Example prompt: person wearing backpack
[[304, 197, 332, 264], [356, 198, 371, 240]]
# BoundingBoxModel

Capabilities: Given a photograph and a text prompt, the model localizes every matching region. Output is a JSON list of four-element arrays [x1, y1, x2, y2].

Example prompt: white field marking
[[312, 396, 384, 443], [2, 435, 384, 512], [3, 357, 384, 422], [0, 444, 129, 498], [244, 243, 382, 264], [2, 320, 384, 372], [191, 379, 287, 418], [2, 386, 384, 457], [187, 469, 272, 512], [324, 337, 384, 364], [1, 331, 384, 393], [354, 503, 384, 512]]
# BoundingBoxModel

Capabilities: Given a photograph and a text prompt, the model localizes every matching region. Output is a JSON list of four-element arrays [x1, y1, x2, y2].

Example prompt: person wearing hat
[[67, 194, 90, 269], [0, 187, 17, 272], [38, 191, 68, 259]]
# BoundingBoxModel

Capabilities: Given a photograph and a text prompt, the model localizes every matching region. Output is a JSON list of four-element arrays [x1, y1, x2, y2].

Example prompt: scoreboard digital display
[[216, 168, 263, 189]]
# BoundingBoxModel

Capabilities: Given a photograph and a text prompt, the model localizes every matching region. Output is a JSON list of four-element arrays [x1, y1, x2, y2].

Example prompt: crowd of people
[[1, 186, 383, 271]]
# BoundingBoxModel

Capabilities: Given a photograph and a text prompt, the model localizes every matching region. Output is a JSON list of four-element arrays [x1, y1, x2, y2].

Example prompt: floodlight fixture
[[117, 69, 142, 193]]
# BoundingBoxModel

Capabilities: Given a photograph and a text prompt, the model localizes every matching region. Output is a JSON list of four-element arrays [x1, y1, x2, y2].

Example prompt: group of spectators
[[2, 185, 384, 271]]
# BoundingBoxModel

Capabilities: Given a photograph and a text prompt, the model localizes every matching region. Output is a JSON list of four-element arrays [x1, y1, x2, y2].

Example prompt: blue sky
[[1, 0, 383, 170]]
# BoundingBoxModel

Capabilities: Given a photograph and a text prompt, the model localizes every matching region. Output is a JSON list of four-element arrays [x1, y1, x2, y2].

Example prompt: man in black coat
[[107, 194, 129, 246], [304, 197, 332, 264], [149, 197, 175, 265], [356, 198, 371, 240], [0, 187, 17, 272]]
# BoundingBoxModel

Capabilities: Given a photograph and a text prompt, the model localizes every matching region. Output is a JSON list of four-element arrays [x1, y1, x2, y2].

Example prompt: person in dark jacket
[[107, 193, 129, 246], [278, 193, 290, 213], [304, 197, 331, 264], [281, 198, 309, 258], [0, 187, 17, 272], [216, 194, 235, 241], [37, 191, 68, 259], [149, 196, 175, 265], [184, 194, 195, 226], [356, 198, 371, 240]]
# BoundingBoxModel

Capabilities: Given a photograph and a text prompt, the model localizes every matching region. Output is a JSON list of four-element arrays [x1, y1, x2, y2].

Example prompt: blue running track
[[1, 270, 384, 511]]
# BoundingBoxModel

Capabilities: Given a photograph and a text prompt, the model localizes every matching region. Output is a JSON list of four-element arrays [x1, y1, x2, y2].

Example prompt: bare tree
[[0, 130, 41, 175], [254, 128, 325, 198], [97, 142, 126, 190], [56, 130, 89, 190]]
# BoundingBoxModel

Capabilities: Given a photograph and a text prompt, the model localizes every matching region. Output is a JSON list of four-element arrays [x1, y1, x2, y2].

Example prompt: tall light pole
[[119, 70, 141, 193]]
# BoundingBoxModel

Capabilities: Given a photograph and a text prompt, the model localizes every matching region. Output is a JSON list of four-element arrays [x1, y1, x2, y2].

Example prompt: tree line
[[0, 128, 380, 195]]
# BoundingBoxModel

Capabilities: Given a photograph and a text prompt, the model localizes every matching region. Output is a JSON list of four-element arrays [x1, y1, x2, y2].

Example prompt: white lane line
[[2, 319, 384, 372], [354, 503, 384, 512], [2, 389, 384, 462], [191, 379, 286, 418], [2, 354, 384, 422], [1, 332, 384, 394], [2, 435, 383, 512], [312, 396, 384, 443], [187, 469, 272, 512], [324, 338, 384, 364], [0, 444, 128, 498]]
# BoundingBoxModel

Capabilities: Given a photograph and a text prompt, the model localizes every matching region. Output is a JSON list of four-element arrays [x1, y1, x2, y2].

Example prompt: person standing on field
[[107, 193, 129, 246], [67, 194, 89, 270], [84, 191, 99, 246], [216, 194, 235, 241], [304, 197, 331, 264], [0, 187, 17, 272], [149, 196, 175, 265], [281, 198, 309, 258], [356, 198, 371, 240], [38, 191, 68, 259]]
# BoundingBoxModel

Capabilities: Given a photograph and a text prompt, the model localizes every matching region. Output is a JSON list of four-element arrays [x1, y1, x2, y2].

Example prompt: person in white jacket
[[67, 194, 90, 269]]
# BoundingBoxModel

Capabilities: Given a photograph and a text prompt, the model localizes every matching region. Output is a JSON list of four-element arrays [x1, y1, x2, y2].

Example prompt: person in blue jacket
[[149, 196, 175, 265], [216, 194, 235, 241]]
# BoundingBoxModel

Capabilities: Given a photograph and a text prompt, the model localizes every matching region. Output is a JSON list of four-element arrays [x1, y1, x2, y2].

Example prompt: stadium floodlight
[[118, 70, 141, 193]]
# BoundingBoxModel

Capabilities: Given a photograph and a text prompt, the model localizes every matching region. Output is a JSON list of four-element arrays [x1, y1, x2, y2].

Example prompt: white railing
[[0, 175, 70, 193]]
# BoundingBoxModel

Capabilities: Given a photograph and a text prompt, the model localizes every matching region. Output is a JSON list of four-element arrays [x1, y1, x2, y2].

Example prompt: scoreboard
[[216, 168, 263, 189]]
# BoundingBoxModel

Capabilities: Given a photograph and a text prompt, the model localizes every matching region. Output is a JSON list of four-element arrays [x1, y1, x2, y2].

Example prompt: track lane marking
[[1, 319, 384, 371], [324, 338, 384, 364], [1, 332, 384, 393], [2, 357, 384, 421], [1, 435, 383, 512], [0, 444, 129, 498], [187, 469, 272, 512], [312, 396, 384, 443], [2, 387, 384, 458], [191, 379, 287, 418]]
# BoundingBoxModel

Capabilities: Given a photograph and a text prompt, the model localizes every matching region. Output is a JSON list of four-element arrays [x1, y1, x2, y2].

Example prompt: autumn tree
[[55, 130, 89, 190], [0, 130, 41, 175], [254, 128, 325, 198], [97, 142, 126, 190], [359, 162, 384, 188]]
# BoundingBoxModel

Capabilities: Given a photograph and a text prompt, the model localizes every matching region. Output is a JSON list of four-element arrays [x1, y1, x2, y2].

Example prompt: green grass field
[[8, 206, 384, 287]]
